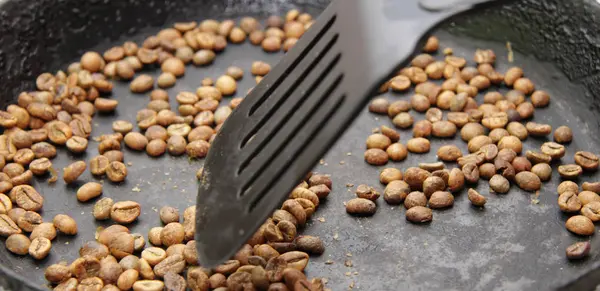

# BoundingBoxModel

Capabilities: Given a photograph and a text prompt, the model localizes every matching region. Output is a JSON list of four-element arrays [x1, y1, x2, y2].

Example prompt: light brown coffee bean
[[490, 174, 510, 194], [406, 206, 432, 223], [77, 182, 103, 202], [53, 214, 77, 235], [422, 176, 446, 198], [366, 134, 391, 150], [526, 122, 552, 136], [558, 164, 583, 179], [429, 191, 454, 209], [364, 148, 388, 165], [93, 198, 114, 221], [130, 75, 154, 93], [498, 136, 522, 154], [355, 184, 380, 201], [578, 191, 600, 206], [111, 201, 140, 224], [6, 233, 30, 255], [512, 156, 532, 173], [575, 151, 599, 171], [45, 263, 72, 284], [379, 168, 402, 184], [554, 126, 573, 144], [109, 232, 134, 259], [403, 167, 431, 191], [531, 163, 552, 181], [514, 171, 541, 192], [386, 143, 407, 162], [558, 191, 582, 213], [583, 182, 600, 194], [383, 180, 411, 204], [63, 161, 86, 184], [404, 191, 427, 209], [392, 112, 414, 129], [107, 161, 127, 182], [29, 237, 51, 259], [0, 214, 21, 237], [437, 145, 462, 162], [406, 138, 430, 153], [294, 235, 324, 255], [90, 156, 110, 176], [345, 198, 376, 216], [160, 222, 184, 247], [117, 269, 139, 290], [460, 123, 486, 142], [540, 142, 566, 160], [11, 185, 43, 211], [559, 181, 579, 195], [565, 215, 594, 236]]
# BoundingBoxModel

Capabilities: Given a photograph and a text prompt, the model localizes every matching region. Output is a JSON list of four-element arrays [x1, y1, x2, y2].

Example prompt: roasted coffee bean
[[106, 161, 127, 182], [581, 201, 600, 222], [467, 136, 492, 153], [345, 198, 376, 216], [383, 180, 411, 204], [460, 123, 485, 142], [429, 191, 454, 209], [109, 232, 135, 259], [74, 182, 103, 202], [540, 142, 565, 160], [364, 148, 388, 165], [566, 241, 590, 260], [515, 171, 541, 192], [163, 271, 186, 291], [31, 141, 56, 159], [111, 201, 140, 224], [526, 122, 552, 136], [142, 247, 167, 266], [525, 150, 551, 165], [554, 126, 573, 144], [437, 145, 462, 162], [558, 164, 583, 179], [558, 181, 579, 195], [366, 133, 391, 150], [466, 188, 486, 207], [368, 98, 389, 114], [130, 75, 154, 93], [578, 191, 600, 206], [53, 214, 77, 235], [45, 263, 72, 284], [0, 194, 11, 215], [385, 143, 407, 162], [512, 157, 532, 173], [575, 151, 599, 171], [457, 152, 485, 168], [404, 191, 427, 209], [412, 120, 432, 138], [447, 168, 465, 193], [490, 174, 510, 194], [462, 163, 479, 184], [29, 237, 52, 259], [531, 163, 552, 181], [11, 185, 43, 211], [3, 162, 24, 178], [355, 184, 380, 201], [498, 136, 522, 154], [431, 121, 457, 138], [565, 215, 594, 236], [392, 112, 414, 129], [422, 176, 446, 198], [425, 108, 443, 123], [6, 233, 30, 255], [63, 161, 86, 184], [16, 210, 42, 232], [186, 267, 210, 291], [558, 191, 582, 213], [583, 182, 600, 194], [0, 214, 21, 237], [93, 198, 114, 220], [406, 206, 432, 223], [117, 269, 139, 290], [406, 138, 430, 153], [132, 280, 164, 291], [481, 112, 508, 130], [379, 168, 403, 184], [419, 162, 444, 172]]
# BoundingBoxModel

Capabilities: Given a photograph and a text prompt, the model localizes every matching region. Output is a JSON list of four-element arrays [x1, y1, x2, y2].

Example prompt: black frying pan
[[1, 0, 600, 290]]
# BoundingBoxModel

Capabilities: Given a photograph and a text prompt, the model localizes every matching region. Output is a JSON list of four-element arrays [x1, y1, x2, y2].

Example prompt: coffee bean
[[413, 120, 432, 138], [392, 112, 414, 129], [29, 237, 51, 259], [466, 188, 486, 207], [566, 241, 591, 260], [0, 194, 11, 215], [294, 236, 324, 255], [525, 122, 552, 137], [406, 206, 432, 223], [386, 143, 408, 161], [479, 163, 495, 180], [11, 185, 43, 211], [92, 197, 114, 221], [514, 171, 541, 192], [355, 184, 380, 201], [383, 180, 411, 204], [422, 176, 446, 198], [432, 121, 457, 138], [0, 214, 21, 237], [290, 187, 319, 208], [159, 206, 180, 224], [45, 263, 72, 284], [77, 182, 103, 202], [131, 280, 164, 291], [109, 232, 135, 259], [160, 222, 184, 246], [364, 148, 388, 165], [130, 75, 154, 93], [187, 267, 210, 291], [448, 168, 465, 192], [462, 163, 479, 184], [16, 211, 42, 232], [366, 134, 391, 150], [482, 112, 508, 130], [404, 191, 427, 209], [403, 167, 431, 191], [53, 214, 77, 235], [531, 163, 552, 181], [278, 251, 309, 271], [558, 164, 583, 179], [447, 112, 469, 127], [345, 198, 376, 216], [437, 145, 462, 162], [565, 215, 594, 236], [31, 141, 56, 159], [458, 152, 485, 167], [581, 201, 600, 222], [407, 138, 430, 153], [429, 191, 454, 209], [379, 168, 402, 184], [498, 136, 522, 154], [6, 233, 30, 255], [163, 271, 186, 291], [368, 98, 389, 114], [554, 126, 573, 144], [512, 157, 532, 173], [490, 174, 510, 194], [496, 148, 517, 163], [583, 182, 600, 194], [80, 241, 109, 260], [167, 136, 187, 156], [575, 151, 599, 171], [578, 191, 600, 206], [525, 150, 551, 165], [141, 247, 167, 266], [63, 161, 86, 184], [107, 161, 127, 182], [111, 201, 141, 224]]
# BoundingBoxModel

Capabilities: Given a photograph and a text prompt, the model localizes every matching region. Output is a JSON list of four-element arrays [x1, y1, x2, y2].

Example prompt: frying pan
[[0, 0, 600, 290]]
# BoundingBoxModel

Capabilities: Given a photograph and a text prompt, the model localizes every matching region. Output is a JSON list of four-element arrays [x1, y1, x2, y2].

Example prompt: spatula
[[196, 0, 506, 267]]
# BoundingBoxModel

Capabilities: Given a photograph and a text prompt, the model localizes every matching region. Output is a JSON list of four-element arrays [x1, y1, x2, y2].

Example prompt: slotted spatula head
[[196, 0, 505, 267]]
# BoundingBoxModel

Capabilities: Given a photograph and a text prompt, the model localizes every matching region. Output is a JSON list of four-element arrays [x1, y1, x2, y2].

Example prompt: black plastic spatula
[[196, 0, 505, 267]]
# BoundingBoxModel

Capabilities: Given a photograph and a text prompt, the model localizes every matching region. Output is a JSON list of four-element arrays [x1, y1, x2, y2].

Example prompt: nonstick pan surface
[[1, 0, 600, 290]]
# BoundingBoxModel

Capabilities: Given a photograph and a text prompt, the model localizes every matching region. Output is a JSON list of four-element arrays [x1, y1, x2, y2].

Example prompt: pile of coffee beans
[[0, 9, 337, 291], [358, 36, 598, 261]]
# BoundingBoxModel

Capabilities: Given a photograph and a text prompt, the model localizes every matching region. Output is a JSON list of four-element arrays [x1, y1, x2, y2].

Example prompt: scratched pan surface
[[1, 0, 600, 290]]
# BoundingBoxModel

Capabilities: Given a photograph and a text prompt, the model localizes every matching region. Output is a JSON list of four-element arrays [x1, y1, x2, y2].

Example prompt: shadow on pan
[[1, 0, 600, 290]]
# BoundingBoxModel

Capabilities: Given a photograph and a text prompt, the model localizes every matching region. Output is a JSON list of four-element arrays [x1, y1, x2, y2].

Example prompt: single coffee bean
[[215, 259, 241, 275], [581, 201, 600, 222], [526, 122, 552, 136], [294, 235, 324, 255], [447, 168, 465, 193], [403, 167, 431, 191], [31, 141, 56, 159], [63, 161, 86, 184], [437, 145, 462, 162], [496, 148, 517, 163], [132, 280, 165, 291], [431, 121, 457, 138], [525, 150, 552, 165], [355, 184, 380, 201], [379, 168, 402, 184], [429, 191, 454, 209], [6, 233, 30, 255], [160, 222, 184, 246], [117, 269, 139, 290], [404, 191, 427, 209], [406, 137, 430, 153], [490, 174, 510, 194], [380, 125, 400, 142], [159, 206, 180, 224], [80, 241, 109, 260], [163, 271, 186, 291], [77, 182, 103, 202], [565, 215, 595, 236], [11, 185, 43, 211], [583, 182, 600, 194], [111, 201, 141, 224], [0, 193, 11, 215], [109, 232, 135, 259], [386, 143, 408, 161], [366, 134, 391, 150], [515, 171, 541, 192], [364, 148, 388, 165], [488, 128, 510, 144], [53, 214, 77, 235], [141, 247, 167, 266], [107, 161, 127, 182], [29, 237, 52, 259], [419, 162, 444, 172], [0, 214, 21, 237], [566, 241, 591, 260], [16, 211, 42, 232], [93, 197, 114, 220], [554, 126, 573, 144], [558, 191, 582, 213], [498, 136, 522, 154], [558, 164, 583, 179], [383, 180, 411, 204], [278, 251, 309, 271], [478, 163, 496, 180], [575, 151, 599, 171], [457, 152, 485, 167], [98, 224, 129, 246], [467, 188, 486, 207], [406, 206, 432, 223], [462, 163, 479, 184], [512, 157, 532, 173], [413, 120, 432, 138], [481, 112, 508, 130], [578, 191, 600, 206], [29, 158, 51, 175], [45, 263, 72, 284], [345, 198, 376, 216], [422, 176, 446, 198], [558, 181, 579, 195], [531, 163, 552, 181], [130, 75, 154, 93], [368, 98, 389, 114], [392, 112, 414, 129]]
